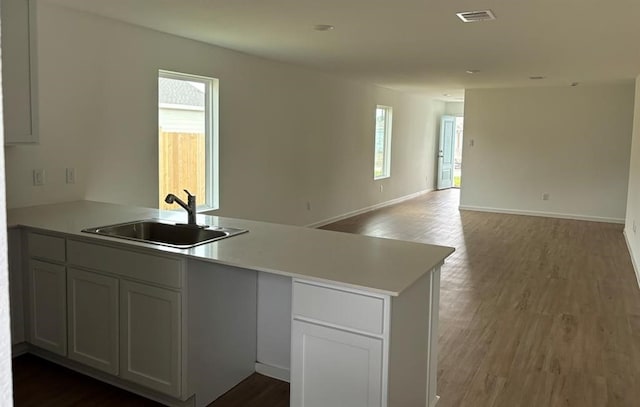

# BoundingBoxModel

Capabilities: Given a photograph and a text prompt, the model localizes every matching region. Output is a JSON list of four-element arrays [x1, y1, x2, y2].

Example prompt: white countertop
[[7, 200, 454, 296]]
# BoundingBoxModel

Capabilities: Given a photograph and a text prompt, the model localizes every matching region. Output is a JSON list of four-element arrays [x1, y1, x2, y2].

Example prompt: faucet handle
[[183, 190, 196, 207]]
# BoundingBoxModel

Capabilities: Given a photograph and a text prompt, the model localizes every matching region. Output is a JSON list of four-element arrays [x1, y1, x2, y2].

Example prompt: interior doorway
[[437, 115, 464, 190]]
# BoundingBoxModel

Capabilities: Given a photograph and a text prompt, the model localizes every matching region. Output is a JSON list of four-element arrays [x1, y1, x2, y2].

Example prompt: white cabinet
[[120, 279, 181, 397], [16, 233, 259, 406], [26, 232, 67, 355], [28, 259, 66, 355], [1, 0, 38, 144], [291, 281, 389, 407], [291, 320, 383, 407], [291, 270, 442, 407], [67, 239, 184, 398], [23, 236, 258, 406], [67, 267, 119, 375]]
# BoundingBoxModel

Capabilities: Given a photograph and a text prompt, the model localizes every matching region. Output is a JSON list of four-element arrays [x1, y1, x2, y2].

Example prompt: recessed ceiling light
[[529, 76, 545, 80], [466, 69, 480, 74], [571, 82, 579, 87], [314, 24, 335, 31], [456, 10, 496, 23]]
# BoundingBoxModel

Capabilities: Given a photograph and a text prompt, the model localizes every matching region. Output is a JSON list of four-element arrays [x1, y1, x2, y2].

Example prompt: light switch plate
[[66, 168, 75, 184]]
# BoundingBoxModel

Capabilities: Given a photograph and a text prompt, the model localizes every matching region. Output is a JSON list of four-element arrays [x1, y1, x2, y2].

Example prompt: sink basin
[[82, 219, 248, 248]]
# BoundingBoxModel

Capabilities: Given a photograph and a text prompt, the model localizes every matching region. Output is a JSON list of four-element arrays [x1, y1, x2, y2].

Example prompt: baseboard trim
[[255, 362, 290, 383], [12, 342, 28, 357], [623, 229, 640, 290], [458, 205, 625, 224], [306, 189, 433, 228]]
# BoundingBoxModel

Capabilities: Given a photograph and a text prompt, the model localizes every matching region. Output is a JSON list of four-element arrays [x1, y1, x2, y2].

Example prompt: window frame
[[158, 70, 219, 210], [373, 105, 393, 180]]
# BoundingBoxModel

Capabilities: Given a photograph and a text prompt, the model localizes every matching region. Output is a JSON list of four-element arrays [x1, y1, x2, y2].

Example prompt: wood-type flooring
[[13, 189, 640, 406]]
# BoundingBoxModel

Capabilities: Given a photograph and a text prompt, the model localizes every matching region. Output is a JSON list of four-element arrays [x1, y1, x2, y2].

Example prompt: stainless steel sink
[[82, 219, 248, 248]]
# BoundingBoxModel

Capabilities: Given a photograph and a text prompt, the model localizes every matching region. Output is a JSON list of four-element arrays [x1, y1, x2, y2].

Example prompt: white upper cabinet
[[1, 0, 38, 144]]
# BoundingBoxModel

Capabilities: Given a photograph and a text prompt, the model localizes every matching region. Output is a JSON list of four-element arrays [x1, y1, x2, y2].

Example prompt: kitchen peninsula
[[7, 200, 454, 407]]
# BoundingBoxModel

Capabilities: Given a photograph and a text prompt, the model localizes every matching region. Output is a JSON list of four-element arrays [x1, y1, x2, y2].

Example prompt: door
[[120, 279, 182, 398], [437, 116, 456, 190], [67, 268, 119, 375], [291, 320, 384, 407], [29, 259, 67, 355]]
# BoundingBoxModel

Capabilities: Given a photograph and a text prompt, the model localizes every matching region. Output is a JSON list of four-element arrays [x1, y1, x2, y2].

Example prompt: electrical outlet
[[379, 185, 384, 192], [542, 193, 550, 201], [633, 220, 637, 234], [306, 201, 312, 211], [33, 169, 45, 186], [66, 168, 76, 184]]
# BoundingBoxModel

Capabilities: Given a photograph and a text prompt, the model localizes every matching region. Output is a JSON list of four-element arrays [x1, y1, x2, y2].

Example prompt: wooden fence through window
[[158, 130, 206, 210]]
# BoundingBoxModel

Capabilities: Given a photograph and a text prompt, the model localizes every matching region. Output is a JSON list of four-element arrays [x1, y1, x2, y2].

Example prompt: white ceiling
[[44, 0, 640, 101]]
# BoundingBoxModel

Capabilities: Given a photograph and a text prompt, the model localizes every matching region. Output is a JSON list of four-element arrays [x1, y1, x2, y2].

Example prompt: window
[[158, 70, 219, 210], [374, 105, 392, 179]]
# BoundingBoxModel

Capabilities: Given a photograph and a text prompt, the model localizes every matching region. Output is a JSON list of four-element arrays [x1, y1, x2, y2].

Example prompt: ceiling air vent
[[456, 10, 496, 23]]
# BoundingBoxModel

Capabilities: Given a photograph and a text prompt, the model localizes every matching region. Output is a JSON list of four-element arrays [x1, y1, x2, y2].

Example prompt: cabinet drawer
[[67, 240, 183, 289], [27, 232, 65, 262], [293, 281, 386, 335]]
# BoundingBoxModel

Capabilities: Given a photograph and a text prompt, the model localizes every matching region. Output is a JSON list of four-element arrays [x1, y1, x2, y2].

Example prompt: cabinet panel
[[1, 0, 38, 144], [120, 280, 181, 398], [291, 320, 383, 407], [8, 228, 25, 345], [67, 268, 119, 375], [29, 259, 66, 355]]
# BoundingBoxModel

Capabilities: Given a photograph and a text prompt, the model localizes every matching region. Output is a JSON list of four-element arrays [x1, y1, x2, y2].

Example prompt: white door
[[67, 268, 119, 375], [437, 116, 456, 190], [29, 259, 67, 355], [291, 320, 384, 407], [120, 280, 182, 398]]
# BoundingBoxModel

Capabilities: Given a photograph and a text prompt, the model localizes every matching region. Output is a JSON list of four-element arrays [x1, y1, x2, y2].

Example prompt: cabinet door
[[291, 320, 383, 407], [67, 268, 119, 375], [1, 0, 38, 144], [120, 280, 181, 397], [28, 259, 66, 355]]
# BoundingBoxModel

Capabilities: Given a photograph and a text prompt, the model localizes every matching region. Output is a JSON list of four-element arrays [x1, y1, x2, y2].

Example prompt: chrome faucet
[[165, 189, 197, 226]]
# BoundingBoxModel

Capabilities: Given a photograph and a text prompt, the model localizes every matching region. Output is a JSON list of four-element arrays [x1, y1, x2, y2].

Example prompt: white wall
[[0, 16, 15, 403], [461, 84, 635, 223], [5, 2, 444, 227], [444, 101, 464, 116], [625, 75, 640, 284]]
